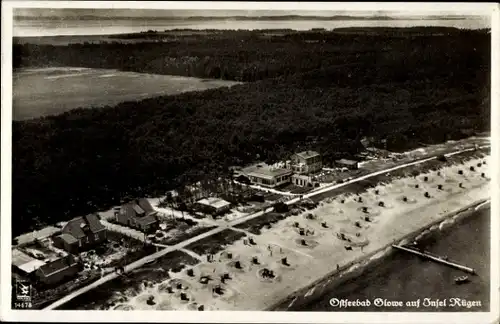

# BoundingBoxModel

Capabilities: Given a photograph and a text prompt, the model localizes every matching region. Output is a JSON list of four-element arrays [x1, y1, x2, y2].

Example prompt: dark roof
[[120, 199, 158, 224], [121, 203, 137, 220], [57, 233, 78, 245], [134, 214, 158, 226], [64, 214, 105, 239], [132, 204, 145, 215], [38, 255, 77, 277], [137, 198, 155, 213]]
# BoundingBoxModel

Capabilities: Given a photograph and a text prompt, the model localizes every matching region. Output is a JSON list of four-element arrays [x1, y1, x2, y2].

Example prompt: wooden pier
[[391, 245, 476, 274]]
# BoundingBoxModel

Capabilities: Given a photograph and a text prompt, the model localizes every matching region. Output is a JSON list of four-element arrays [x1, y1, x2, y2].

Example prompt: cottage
[[53, 214, 106, 253], [196, 197, 232, 215], [241, 163, 293, 188], [335, 159, 359, 170], [116, 198, 159, 233], [35, 254, 80, 286], [288, 151, 322, 174]]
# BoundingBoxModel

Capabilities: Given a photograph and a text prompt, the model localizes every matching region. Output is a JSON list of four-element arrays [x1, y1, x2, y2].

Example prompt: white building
[[196, 197, 232, 215], [241, 163, 293, 188], [287, 151, 322, 175]]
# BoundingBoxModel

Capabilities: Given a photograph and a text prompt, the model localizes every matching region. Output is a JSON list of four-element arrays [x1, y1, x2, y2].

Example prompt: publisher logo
[[15, 280, 32, 302]]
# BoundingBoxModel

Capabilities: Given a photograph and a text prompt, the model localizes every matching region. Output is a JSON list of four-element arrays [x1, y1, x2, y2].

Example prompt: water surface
[[14, 18, 490, 37], [302, 207, 490, 312]]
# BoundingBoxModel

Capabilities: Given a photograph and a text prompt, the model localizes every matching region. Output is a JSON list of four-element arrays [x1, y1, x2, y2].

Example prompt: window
[[78, 239, 82, 247], [95, 233, 100, 241]]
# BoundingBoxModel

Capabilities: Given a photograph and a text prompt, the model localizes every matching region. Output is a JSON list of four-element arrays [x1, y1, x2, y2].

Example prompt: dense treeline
[[13, 27, 486, 82], [12, 28, 490, 236]]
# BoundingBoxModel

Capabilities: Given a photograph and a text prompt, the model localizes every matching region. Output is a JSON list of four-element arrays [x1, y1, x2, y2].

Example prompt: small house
[[35, 254, 80, 286], [335, 159, 359, 170], [116, 198, 159, 233], [196, 197, 231, 215], [53, 214, 106, 253]]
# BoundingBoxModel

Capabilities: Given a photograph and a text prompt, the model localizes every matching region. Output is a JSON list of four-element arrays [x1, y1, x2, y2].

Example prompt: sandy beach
[[98, 155, 490, 311]]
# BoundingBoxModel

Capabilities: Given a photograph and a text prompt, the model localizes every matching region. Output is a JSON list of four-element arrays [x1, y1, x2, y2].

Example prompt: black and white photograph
[[1, 2, 498, 323]]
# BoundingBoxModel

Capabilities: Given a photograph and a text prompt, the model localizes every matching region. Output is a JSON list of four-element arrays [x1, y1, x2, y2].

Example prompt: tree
[[165, 192, 175, 219]]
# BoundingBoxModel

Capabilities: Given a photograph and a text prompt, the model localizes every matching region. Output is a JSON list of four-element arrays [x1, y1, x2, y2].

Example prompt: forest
[[12, 27, 490, 236]]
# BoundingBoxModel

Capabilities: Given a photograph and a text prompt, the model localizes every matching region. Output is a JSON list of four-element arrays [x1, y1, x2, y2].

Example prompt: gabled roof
[[134, 214, 158, 226], [120, 199, 158, 222], [64, 214, 105, 239], [295, 151, 320, 160], [132, 204, 145, 215], [38, 255, 77, 277], [137, 198, 155, 213], [57, 233, 78, 245]]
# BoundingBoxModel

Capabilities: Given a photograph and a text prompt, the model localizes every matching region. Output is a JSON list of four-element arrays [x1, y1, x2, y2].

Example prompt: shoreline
[[13, 23, 488, 39], [41, 152, 490, 311], [100, 155, 490, 311], [269, 198, 490, 311]]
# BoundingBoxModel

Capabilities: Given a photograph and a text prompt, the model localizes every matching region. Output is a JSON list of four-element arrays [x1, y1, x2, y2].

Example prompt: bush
[[437, 155, 447, 162], [273, 202, 289, 213], [236, 175, 251, 185]]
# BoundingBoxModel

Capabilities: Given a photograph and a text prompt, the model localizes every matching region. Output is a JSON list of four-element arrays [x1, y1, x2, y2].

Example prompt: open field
[[13, 67, 241, 120], [72, 153, 490, 311], [185, 229, 247, 256]]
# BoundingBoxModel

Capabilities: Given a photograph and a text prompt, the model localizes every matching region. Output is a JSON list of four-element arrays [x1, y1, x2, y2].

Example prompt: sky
[[13, 8, 487, 19]]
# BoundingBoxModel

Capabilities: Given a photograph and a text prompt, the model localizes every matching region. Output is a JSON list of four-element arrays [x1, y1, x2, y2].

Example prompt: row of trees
[[13, 28, 489, 83], [12, 28, 490, 236]]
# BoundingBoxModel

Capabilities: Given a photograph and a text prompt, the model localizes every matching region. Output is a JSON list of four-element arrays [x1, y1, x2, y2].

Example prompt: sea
[[13, 17, 491, 37], [301, 207, 491, 312]]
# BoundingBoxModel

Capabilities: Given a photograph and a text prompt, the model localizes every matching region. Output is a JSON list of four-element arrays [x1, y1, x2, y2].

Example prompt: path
[[179, 248, 205, 262], [44, 145, 489, 310]]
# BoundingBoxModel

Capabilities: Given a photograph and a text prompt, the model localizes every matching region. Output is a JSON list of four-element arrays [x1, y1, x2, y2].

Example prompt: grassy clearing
[[157, 225, 217, 246], [185, 229, 247, 256], [234, 212, 290, 235], [13, 68, 240, 120]]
